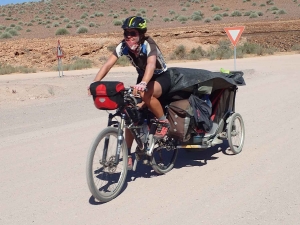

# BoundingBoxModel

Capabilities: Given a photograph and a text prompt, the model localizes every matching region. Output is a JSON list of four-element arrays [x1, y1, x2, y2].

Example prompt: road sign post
[[57, 40, 64, 77], [224, 26, 245, 71]]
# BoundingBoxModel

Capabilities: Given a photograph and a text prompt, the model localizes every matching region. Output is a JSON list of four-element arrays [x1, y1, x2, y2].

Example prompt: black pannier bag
[[188, 94, 213, 132], [90, 81, 125, 110], [167, 99, 194, 142]]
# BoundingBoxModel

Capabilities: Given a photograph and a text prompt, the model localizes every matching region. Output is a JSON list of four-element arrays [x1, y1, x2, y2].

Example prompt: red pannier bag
[[90, 81, 125, 110]]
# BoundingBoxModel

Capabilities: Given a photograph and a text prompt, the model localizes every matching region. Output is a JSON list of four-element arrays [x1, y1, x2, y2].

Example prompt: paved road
[[1, 54, 300, 225]]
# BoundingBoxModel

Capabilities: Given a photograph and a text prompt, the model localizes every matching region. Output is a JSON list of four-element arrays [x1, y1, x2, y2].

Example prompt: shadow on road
[[125, 141, 233, 180], [174, 141, 233, 169], [88, 141, 233, 205]]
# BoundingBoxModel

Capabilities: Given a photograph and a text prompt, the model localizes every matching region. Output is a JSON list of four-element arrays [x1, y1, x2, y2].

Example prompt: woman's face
[[124, 28, 140, 51], [123, 28, 139, 41]]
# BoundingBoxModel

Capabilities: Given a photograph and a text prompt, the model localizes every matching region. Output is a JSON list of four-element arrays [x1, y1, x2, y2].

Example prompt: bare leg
[[125, 128, 134, 170], [140, 81, 164, 118], [125, 128, 134, 155]]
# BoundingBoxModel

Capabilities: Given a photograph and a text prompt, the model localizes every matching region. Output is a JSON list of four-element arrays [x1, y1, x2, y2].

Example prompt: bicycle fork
[[113, 115, 126, 166], [101, 113, 125, 167]]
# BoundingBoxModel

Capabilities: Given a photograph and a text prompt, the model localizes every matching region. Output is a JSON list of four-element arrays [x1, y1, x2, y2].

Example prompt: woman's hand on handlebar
[[132, 81, 147, 96]]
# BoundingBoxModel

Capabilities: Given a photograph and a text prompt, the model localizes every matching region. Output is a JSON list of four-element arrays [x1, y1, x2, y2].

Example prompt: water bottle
[[140, 119, 149, 143]]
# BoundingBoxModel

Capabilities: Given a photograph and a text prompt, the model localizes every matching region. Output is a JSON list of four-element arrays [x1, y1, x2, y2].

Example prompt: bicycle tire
[[86, 127, 128, 202], [151, 142, 178, 174], [227, 113, 245, 154]]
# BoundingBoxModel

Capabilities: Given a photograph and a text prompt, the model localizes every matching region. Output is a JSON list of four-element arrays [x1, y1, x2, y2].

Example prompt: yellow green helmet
[[122, 16, 147, 33]]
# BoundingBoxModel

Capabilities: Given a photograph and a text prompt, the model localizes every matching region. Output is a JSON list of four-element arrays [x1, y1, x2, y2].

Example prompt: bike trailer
[[165, 67, 245, 149]]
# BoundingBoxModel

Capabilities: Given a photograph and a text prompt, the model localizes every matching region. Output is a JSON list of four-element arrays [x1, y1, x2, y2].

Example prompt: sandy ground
[[1, 54, 300, 224]]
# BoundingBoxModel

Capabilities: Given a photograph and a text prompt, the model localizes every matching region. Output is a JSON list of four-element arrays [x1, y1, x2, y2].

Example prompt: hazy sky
[[0, 0, 40, 6]]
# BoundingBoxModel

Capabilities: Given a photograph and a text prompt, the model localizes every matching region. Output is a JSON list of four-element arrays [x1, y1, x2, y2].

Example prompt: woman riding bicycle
[[89, 16, 171, 169]]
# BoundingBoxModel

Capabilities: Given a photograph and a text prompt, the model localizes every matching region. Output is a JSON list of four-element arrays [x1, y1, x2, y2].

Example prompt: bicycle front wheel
[[86, 127, 128, 202]]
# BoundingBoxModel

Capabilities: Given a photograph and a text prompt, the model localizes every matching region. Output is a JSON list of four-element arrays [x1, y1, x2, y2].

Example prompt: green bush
[[89, 22, 96, 27], [236, 48, 244, 58], [214, 40, 233, 59], [107, 44, 117, 52], [212, 6, 221, 11], [113, 20, 122, 26], [258, 11, 264, 16], [191, 11, 203, 21], [169, 10, 176, 15], [255, 45, 265, 56], [52, 22, 59, 27], [177, 15, 188, 22], [76, 26, 88, 34], [94, 12, 104, 17], [249, 12, 258, 18], [0, 63, 36, 75], [0, 32, 12, 39], [270, 6, 278, 10], [8, 29, 18, 36], [291, 44, 300, 51], [55, 28, 69, 35], [115, 55, 130, 66], [188, 46, 207, 60], [204, 18, 211, 23], [173, 45, 186, 59], [244, 11, 251, 16], [231, 10, 242, 17], [277, 9, 286, 14], [214, 15, 222, 20], [81, 13, 88, 19], [206, 47, 216, 60], [62, 58, 93, 70], [240, 42, 259, 54], [140, 8, 146, 13]]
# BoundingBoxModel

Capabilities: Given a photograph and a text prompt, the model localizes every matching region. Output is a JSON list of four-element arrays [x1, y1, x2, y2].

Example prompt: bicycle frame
[[99, 87, 173, 170], [101, 101, 148, 167]]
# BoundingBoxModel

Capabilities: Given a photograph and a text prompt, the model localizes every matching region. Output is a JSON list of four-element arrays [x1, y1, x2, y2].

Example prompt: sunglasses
[[123, 30, 138, 37]]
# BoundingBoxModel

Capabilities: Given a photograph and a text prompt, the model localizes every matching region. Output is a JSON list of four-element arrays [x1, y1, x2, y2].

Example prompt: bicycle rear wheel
[[86, 127, 128, 202], [227, 113, 245, 154], [151, 140, 178, 174]]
